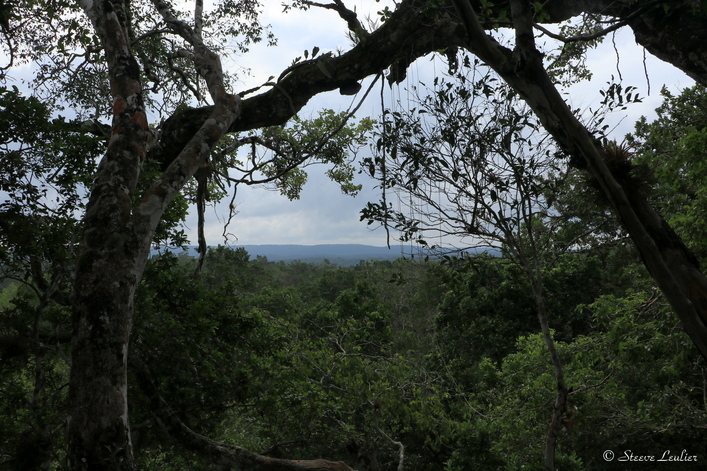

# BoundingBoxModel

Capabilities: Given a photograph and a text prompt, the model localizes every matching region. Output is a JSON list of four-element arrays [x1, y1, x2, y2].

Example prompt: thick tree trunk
[[68, 1, 242, 469], [69, 236, 147, 470], [68, 93, 242, 471], [67, 0, 150, 468], [454, 0, 707, 361]]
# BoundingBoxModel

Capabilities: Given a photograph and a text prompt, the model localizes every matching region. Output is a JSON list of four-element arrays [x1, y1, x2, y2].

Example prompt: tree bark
[[68, 0, 240, 469], [454, 0, 707, 360], [68, 0, 150, 468]]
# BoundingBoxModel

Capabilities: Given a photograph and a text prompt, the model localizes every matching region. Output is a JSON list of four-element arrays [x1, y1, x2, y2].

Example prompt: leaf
[[316, 60, 333, 78]]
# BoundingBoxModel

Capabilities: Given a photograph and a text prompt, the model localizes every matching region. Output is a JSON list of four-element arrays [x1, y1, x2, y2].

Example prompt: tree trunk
[[68, 231, 147, 470], [68, 0, 242, 468], [67, 0, 151, 467], [454, 0, 707, 361], [530, 278, 568, 471], [515, 244, 568, 470]]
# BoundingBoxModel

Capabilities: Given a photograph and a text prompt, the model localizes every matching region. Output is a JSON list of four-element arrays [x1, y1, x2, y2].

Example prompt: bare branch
[[533, 20, 625, 43], [130, 356, 356, 471], [167, 54, 204, 101], [533, 2, 656, 44], [376, 426, 404, 471], [151, 0, 227, 100], [301, 0, 368, 37]]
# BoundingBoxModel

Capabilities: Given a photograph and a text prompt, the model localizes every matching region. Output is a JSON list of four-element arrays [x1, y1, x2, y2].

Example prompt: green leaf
[[316, 59, 333, 78]]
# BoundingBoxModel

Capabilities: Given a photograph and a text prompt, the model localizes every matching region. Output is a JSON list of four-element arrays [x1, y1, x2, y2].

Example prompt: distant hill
[[237, 244, 402, 264], [155, 244, 499, 266]]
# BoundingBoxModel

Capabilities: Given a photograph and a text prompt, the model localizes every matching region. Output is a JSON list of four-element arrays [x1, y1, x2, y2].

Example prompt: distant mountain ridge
[[154, 244, 498, 266], [238, 244, 401, 260], [156, 244, 401, 266]]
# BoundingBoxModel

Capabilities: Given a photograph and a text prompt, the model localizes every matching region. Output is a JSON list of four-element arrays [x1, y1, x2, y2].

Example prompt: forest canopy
[[1, 0, 707, 470]]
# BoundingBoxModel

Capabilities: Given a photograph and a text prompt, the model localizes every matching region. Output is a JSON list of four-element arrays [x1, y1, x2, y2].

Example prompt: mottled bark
[[69, 0, 239, 469], [68, 0, 150, 468]]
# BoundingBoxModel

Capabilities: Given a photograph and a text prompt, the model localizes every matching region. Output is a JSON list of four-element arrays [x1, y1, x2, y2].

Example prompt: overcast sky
[[191, 4, 695, 248], [196, 1, 395, 248], [1, 2, 696, 249]]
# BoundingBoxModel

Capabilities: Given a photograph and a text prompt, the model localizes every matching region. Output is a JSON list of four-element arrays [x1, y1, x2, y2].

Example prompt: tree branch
[[534, 2, 655, 44], [130, 356, 355, 471], [149, 0, 467, 168], [376, 426, 404, 471], [140, 0, 241, 264], [302, 0, 369, 38], [452, 0, 707, 363], [151, 0, 227, 101]]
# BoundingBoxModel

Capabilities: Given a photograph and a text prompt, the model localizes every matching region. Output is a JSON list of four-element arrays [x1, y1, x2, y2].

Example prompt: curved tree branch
[[150, 0, 707, 171], [454, 0, 707, 362], [130, 356, 355, 471], [149, 0, 467, 169]]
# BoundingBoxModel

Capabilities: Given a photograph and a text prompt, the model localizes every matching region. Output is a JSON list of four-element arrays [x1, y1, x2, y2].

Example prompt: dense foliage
[[2, 0, 707, 467], [3, 232, 707, 469]]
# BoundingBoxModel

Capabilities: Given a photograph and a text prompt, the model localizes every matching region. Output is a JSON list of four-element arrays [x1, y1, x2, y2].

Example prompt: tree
[[629, 85, 707, 263], [361, 62, 603, 469], [474, 290, 706, 471], [3, 0, 707, 469], [448, 0, 707, 364]]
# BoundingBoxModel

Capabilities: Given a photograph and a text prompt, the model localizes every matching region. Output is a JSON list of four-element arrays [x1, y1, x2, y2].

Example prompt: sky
[[191, 4, 695, 248], [195, 1, 397, 247], [1, 1, 696, 249]]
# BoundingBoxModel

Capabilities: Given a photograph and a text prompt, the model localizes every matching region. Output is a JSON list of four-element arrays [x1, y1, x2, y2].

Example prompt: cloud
[[196, 162, 388, 246], [187, 8, 694, 248], [568, 27, 694, 138], [185, 3, 392, 246]]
